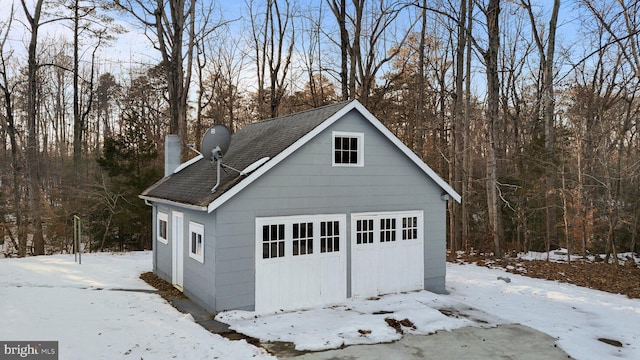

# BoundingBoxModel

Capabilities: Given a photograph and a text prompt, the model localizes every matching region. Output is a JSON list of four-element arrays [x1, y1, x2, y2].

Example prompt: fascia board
[[138, 195, 208, 212], [350, 101, 462, 203]]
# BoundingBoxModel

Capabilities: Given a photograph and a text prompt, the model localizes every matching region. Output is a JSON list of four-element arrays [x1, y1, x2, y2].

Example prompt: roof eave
[[139, 195, 208, 212]]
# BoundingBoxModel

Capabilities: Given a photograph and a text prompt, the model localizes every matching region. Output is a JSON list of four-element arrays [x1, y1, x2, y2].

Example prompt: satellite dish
[[200, 125, 231, 161], [200, 124, 231, 193]]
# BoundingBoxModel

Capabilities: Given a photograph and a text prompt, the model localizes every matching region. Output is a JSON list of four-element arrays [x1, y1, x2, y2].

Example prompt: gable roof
[[140, 100, 461, 212]]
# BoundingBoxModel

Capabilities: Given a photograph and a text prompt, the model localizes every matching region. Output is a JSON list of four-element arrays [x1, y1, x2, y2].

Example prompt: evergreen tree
[[93, 113, 160, 251]]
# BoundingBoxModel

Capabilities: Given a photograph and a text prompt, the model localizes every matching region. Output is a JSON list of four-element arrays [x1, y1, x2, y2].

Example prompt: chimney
[[165, 134, 181, 177]]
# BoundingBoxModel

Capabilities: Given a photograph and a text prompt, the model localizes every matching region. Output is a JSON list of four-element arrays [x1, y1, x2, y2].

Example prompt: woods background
[[0, 0, 638, 261]]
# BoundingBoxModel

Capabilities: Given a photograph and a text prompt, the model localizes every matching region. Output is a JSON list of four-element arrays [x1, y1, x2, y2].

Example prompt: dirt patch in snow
[[140, 271, 186, 299]]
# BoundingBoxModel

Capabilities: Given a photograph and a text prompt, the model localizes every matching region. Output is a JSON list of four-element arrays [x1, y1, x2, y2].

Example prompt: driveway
[[168, 293, 572, 359], [287, 324, 572, 359]]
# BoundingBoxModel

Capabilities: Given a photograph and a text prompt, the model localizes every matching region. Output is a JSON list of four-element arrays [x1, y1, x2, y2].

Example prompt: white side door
[[171, 211, 184, 290]]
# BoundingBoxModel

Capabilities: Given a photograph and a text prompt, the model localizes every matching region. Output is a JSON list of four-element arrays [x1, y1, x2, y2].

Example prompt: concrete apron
[[290, 324, 572, 360], [166, 294, 571, 359]]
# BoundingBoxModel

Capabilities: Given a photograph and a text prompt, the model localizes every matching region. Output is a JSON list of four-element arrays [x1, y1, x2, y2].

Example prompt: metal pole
[[78, 216, 81, 265], [73, 215, 81, 264], [73, 216, 77, 262]]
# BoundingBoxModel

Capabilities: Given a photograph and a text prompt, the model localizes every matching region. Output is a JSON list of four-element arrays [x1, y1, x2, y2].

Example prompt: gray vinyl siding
[[213, 213, 255, 311], [424, 202, 447, 293], [154, 205, 173, 283], [152, 204, 218, 312], [214, 109, 447, 311], [180, 209, 217, 313]]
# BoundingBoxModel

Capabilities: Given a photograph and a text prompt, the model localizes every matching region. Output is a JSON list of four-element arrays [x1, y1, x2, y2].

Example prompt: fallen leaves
[[451, 254, 640, 299], [384, 318, 416, 334]]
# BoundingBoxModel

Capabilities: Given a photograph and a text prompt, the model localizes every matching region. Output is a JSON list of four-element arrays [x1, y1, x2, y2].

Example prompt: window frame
[[320, 220, 340, 253], [332, 131, 364, 167], [262, 223, 286, 259], [356, 219, 374, 244], [189, 221, 205, 263], [402, 216, 419, 240], [157, 211, 168, 245], [380, 218, 397, 242], [292, 222, 314, 256]]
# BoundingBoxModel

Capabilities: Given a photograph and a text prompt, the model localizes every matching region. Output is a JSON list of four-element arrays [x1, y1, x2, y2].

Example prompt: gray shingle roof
[[141, 101, 353, 208]]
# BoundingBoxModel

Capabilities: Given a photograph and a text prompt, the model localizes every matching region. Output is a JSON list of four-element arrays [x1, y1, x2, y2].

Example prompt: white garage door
[[255, 214, 347, 312], [351, 211, 424, 299]]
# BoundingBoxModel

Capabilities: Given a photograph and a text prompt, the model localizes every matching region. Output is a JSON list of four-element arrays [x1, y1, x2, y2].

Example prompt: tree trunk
[[328, 0, 349, 101], [21, 0, 46, 255], [543, 0, 561, 256], [462, 0, 473, 252], [561, 160, 571, 263], [73, 0, 82, 163], [450, 0, 467, 252], [0, 13, 27, 256], [417, 0, 427, 159], [349, 0, 363, 101], [484, 0, 502, 257]]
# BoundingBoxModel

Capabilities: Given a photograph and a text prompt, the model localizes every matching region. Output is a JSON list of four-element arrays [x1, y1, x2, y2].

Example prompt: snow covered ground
[[1, 251, 638, 359], [0, 252, 272, 360]]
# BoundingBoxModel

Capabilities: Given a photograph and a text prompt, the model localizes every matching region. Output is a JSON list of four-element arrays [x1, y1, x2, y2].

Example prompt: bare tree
[[450, 0, 467, 252], [479, 0, 502, 257], [0, 5, 26, 256], [198, 31, 247, 134], [299, 4, 334, 108], [249, 0, 296, 119], [579, 0, 640, 263], [70, 0, 116, 163], [20, 0, 47, 255], [115, 0, 198, 146], [327, 0, 349, 100], [327, 0, 414, 108], [521, 0, 561, 258]]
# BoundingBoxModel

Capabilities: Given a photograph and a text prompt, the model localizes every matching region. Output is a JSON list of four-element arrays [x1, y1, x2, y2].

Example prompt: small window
[[356, 219, 374, 244], [293, 222, 313, 256], [189, 222, 204, 263], [263, 224, 285, 259], [402, 216, 418, 240], [157, 212, 168, 244], [320, 221, 340, 252], [332, 132, 364, 167], [380, 218, 396, 242]]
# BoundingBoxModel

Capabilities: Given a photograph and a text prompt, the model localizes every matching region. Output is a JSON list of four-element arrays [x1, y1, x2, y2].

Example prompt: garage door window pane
[[263, 224, 285, 259], [293, 222, 313, 256], [402, 216, 418, 240], [356, 219, 374, 244], [380, 218, 396, 242], [321, 221, 340, 252]]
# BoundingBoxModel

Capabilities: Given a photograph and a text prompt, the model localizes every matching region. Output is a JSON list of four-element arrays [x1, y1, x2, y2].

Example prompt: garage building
[[140, 100, 460, 313]]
